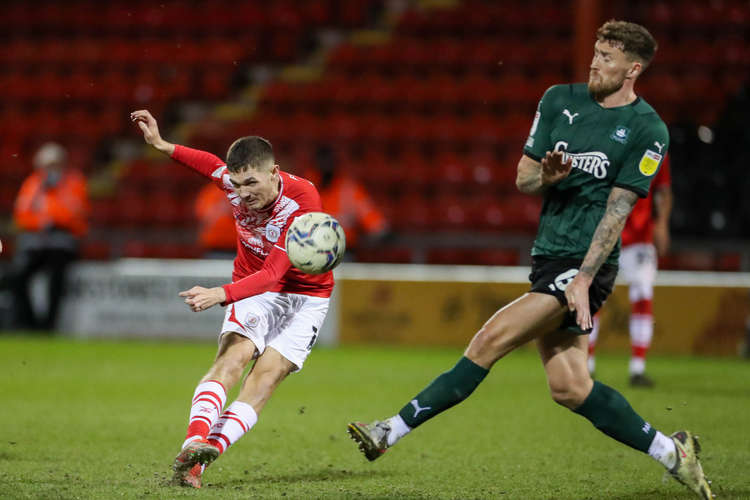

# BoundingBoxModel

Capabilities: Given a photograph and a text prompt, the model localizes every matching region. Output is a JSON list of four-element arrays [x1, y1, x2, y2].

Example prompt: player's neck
[[597, 81, 638, 109]]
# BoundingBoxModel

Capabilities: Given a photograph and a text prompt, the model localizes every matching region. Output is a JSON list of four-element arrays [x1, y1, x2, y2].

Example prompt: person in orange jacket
[[194, 182, 236, 259], [6, 142, 89, 330], [307, 145, 389, 257]]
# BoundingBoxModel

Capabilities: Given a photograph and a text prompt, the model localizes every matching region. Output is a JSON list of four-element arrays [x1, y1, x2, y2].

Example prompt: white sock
[[647, 431, 677, 469], [386, 414, 412, 446], [587, 355, 596, 375], [629, 356, 646, 376], [629, 313, 652, 376], [207, 401, 258, 454]]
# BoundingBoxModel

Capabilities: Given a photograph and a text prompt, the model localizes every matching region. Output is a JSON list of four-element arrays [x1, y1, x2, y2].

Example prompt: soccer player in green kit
[[347, 20, 713, 499]]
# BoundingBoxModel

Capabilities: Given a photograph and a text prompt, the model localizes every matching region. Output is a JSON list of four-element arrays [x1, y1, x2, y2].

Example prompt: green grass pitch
[[0, 335, 748, 499]]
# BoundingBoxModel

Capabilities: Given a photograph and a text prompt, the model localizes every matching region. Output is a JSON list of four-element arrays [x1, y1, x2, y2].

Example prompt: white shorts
[[220, 291, 329, 372], [618, 243, 657, 303]]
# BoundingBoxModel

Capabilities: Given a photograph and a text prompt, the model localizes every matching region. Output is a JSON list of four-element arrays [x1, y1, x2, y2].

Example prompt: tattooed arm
[[564, 187, 639, 330]]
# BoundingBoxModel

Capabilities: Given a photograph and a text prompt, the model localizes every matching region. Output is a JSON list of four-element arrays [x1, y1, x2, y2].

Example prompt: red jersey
[[621, 155, 671, 247], [171, 145, 334, 302]]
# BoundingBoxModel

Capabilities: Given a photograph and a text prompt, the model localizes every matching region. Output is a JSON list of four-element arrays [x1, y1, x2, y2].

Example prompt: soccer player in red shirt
[[131, 110, 334, 488], [588, 155, 672, 386]]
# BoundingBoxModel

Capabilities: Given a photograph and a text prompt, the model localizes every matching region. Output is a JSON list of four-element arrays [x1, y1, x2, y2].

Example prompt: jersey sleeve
[[613, 118, 669, 197], [222, 245, 292, 304], [523, 85, 563, 161], [171, 145, 227, 180]]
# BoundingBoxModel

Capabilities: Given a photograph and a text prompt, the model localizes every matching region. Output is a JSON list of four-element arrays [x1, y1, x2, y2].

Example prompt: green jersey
[[523, 83, 669, 265]]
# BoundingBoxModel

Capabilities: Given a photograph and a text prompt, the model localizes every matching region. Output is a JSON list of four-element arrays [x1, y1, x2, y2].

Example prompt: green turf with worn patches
[[0, 336, 747, 499]]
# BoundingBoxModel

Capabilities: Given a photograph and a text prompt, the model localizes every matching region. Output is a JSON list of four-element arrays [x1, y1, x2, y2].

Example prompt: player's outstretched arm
[[132, 109, 225, 178], [516, 152, 572, 195], [564, 187, 639, 329], [130, 109, 175, 156]]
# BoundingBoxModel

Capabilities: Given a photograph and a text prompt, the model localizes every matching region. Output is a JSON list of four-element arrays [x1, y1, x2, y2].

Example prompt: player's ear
[[626, 60, 642, 79], [272, 164, 280, 176]]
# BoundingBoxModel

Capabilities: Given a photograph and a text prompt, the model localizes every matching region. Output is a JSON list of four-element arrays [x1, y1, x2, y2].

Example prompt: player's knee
[[467, 321, 518, 363], [548, 380, 590, 409]]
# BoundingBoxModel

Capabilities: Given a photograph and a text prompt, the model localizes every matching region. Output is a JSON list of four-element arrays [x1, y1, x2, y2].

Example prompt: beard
[[588, 73, 625, 101]]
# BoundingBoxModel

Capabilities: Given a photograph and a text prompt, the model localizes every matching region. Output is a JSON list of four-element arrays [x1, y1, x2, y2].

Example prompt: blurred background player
[[194, 182, 236, 259], [305, 144, 388, 259], [131, 109, 334, 489], [588, 155, 672, 386], [2, 142, 88, 330]]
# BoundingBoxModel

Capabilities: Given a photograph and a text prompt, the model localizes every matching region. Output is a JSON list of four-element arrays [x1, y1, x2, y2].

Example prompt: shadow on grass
[[210, 467, 397, 488]]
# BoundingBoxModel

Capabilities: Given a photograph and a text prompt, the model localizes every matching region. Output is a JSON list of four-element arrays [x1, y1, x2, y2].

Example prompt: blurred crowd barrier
[[338, 265, 750, 356], [48, 260, 750, 356]]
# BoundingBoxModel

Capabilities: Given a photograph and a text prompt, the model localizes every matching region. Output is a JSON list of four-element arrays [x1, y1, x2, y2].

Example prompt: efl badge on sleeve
[[638, 149, 661, 176], [265, 224, 281, 243]]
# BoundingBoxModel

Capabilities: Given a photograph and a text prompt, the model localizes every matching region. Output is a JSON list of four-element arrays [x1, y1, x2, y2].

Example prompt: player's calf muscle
[[205, 352, 252, 387], [203, 362, 244, 388], [239, 370, 288, 412]]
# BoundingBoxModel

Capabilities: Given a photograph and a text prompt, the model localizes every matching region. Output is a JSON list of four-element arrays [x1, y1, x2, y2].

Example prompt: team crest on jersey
[[638, 149, 661, 176], [610, 125, 630, 144], [265, 224, 281, 242]]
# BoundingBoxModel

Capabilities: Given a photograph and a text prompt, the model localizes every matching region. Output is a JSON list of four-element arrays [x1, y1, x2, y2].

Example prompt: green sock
[[573, 381, 657, 453], [398, 356, 489, 428]]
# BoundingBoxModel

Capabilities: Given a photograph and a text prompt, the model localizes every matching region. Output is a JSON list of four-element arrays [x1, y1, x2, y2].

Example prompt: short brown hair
[[597, 20, 658, 68], [226, 136, 274, 173]]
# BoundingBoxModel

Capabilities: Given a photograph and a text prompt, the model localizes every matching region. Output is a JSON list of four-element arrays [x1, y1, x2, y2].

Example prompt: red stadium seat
[[467, 147, 516, 188], [474, 248, 520, 266], [435, 152, 472, 187], [460, 74, 504, 108], [112, 191, 153, 228], [396, 147, 433, 187], [433, 194, 471, 230], [471, 197, 509, 232], [88, 199, 119, 227], [392, 195, 433, 231], [356, 246, 413, 263], [0, 0, 740, 264], [427, 248, 502, 266], [80, 241, 112, 260]]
